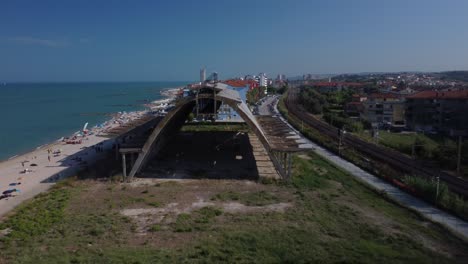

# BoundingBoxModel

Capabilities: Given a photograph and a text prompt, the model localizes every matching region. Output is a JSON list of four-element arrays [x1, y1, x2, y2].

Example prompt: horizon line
[[0, 80, 194, 84]]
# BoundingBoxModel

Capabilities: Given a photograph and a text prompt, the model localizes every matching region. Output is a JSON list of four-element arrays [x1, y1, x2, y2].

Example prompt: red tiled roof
[[223, 79, 259, 89], [223, 79, 252, 87], [406, 90, 468, 99]]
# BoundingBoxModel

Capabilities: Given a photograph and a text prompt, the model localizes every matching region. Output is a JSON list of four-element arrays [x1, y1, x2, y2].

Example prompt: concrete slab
[[256, 161, 275, 167], [257, 167, 278, 174], [254, 156, 271, 161]]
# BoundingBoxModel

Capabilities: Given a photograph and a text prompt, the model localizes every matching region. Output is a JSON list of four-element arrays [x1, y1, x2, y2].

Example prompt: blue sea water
[[0, 82, 187, 161]]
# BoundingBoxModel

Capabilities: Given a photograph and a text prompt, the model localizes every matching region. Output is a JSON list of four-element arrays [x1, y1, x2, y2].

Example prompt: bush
[[404, 175, 468, 220], [300, 88, 327, 114], [172, 207, 223, 232], [246, 86, 266, 105], [149, 224, 161, 232], [277, 85, 288, 94], [323, 113, 364, 132], [187, 112, 195, 122], [403, 175, 442, 203]]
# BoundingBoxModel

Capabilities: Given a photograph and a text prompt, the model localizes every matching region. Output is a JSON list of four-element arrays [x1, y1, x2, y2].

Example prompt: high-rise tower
[[200, 67, 206, 83]]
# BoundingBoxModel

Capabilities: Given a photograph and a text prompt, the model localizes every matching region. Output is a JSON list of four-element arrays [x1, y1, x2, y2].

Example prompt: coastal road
[[257, 95, 278, 116]]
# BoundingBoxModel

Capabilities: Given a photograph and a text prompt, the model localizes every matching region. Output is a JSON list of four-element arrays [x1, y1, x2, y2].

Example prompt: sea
[[0, 82, 187, 161]]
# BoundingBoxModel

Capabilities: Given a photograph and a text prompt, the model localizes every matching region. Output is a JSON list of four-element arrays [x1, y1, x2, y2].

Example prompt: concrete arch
[[127, 88, 271, 179]]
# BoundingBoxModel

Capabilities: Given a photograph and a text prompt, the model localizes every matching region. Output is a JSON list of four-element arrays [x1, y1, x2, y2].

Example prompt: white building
[[258, 73, 267, 87], [200, 67, 206, 83]]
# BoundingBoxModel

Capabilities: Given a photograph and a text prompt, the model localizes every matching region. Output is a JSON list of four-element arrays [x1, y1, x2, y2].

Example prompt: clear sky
[[1, 0, 468, 82]]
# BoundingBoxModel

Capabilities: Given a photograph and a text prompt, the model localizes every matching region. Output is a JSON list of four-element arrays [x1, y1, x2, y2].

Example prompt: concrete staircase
[[248, 133, 280, 180]]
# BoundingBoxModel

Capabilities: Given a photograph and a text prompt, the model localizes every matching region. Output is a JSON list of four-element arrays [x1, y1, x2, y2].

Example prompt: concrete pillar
[[122, 153, 127, 178], [283, 152, 287, 171], [196, 92, 199, 118], [214, 89, 217, 120]]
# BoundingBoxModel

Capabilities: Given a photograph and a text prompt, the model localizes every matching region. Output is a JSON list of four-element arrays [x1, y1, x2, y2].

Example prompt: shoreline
[[0, 86, 182, 218], [0, 86, 182, 164]]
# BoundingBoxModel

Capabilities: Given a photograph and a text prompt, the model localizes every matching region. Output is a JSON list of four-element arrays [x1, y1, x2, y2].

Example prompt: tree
[[277, 85, 288, 94]]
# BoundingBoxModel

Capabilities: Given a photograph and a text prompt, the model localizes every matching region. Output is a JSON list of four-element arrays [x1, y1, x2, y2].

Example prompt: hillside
[[439, 71, 468, 82]]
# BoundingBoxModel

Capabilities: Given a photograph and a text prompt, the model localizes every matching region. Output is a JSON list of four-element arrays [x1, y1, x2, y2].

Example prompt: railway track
[[285, 88, 468, 197]]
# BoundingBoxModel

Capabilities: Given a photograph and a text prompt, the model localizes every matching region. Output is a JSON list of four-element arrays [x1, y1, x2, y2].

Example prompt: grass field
[[180, 123, 249, 132], [357, 130, 440, 157], [0, 152, 467, 263]]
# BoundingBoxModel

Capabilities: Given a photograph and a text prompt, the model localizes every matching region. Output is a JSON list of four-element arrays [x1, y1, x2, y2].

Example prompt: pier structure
[[117, 83, 310, 181]]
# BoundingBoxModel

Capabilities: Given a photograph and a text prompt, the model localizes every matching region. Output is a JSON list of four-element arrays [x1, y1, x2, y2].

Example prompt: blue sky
[[1, 0, 468, 82]]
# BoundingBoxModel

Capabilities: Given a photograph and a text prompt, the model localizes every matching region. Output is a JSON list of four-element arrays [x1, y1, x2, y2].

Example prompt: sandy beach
[[0, 88, 181, 218]]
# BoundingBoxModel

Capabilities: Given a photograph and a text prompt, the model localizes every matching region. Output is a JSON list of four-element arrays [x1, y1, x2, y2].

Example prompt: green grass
[[211, 190, 279, 206], [0, 153, 467, 263], [181, 123, 249, 132], [173, 207, 223, 232], [357, 130, 439, 157], [0, 181, 73, 244], [146, 201, 161, 207], [149, 224, 162, 232], [241, 191, 279, 206], [403, 175, 468, 219], [211, 190, 241, 201], [280, 93, 468, 220]]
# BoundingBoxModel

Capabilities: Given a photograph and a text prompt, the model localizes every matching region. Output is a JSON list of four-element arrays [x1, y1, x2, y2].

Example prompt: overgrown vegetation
[[299, 86, 370, 133], [276, 84, 288, 94], [403, 175, 468, 219], [439, 71, 468, 82], [211, 190, 279, 206], [299, 88, 328, 114], [323, 112, 369, 132], [0, 152, 467, 263], [278, 93, 468, 221], [299, 84, 467, 176], [299, 86, 354, 114], [173, 207, 223, 232], [246, 86, 266, 105], [0, 180, 73, 244], [181, 122, 249, 132], [357, 130, 468, 175]]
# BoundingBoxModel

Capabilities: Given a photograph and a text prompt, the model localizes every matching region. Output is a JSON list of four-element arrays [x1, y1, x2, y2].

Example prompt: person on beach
[[21, 161, 24, 168], [48, 155, 51, 162]]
